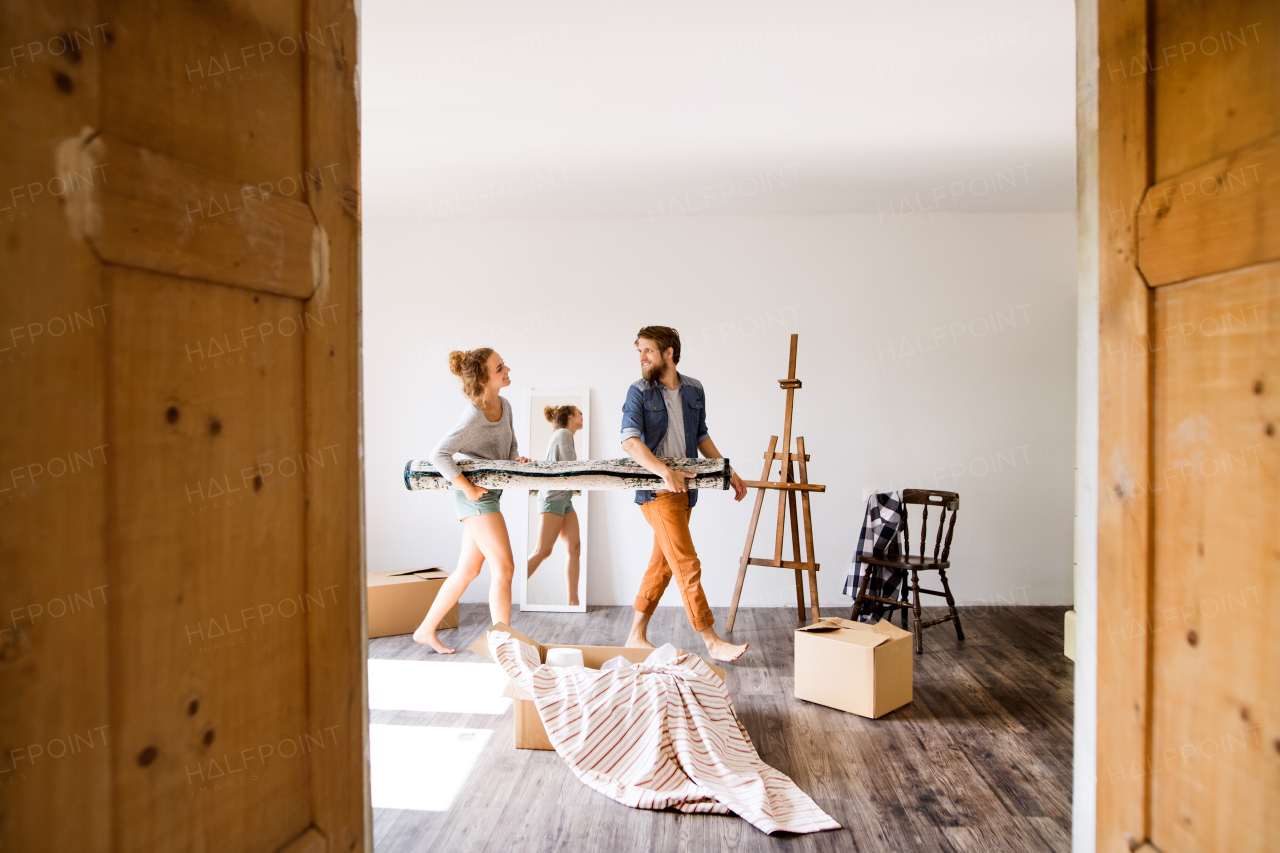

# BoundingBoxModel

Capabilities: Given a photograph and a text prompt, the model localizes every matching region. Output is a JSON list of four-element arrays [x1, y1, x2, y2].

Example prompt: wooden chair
[[850, 489, 963, 655]]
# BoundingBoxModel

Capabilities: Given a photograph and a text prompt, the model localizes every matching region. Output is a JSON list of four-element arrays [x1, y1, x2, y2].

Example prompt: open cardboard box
[[470, 623, 727, 750], [794, 617, 913, 719], [367, 569, 457, 638]]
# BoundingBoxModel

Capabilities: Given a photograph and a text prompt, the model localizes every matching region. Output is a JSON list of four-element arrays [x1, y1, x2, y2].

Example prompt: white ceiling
[[361, 1, 1076, 221]]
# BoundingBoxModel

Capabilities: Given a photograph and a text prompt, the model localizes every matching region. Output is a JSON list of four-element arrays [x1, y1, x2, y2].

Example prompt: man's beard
[[641, 356, 665, 382]]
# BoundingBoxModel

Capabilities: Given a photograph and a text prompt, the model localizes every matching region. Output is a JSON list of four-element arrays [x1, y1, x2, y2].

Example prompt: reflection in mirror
[[523, 389, 589, 612]]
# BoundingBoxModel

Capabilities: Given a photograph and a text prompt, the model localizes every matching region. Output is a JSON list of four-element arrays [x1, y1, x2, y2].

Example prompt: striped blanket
[[488, 633, 840, 835]]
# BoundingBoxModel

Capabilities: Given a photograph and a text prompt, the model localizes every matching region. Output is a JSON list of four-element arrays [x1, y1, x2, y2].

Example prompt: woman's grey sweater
[[540, 428, 577, 502], [429, 397, 519, 482]]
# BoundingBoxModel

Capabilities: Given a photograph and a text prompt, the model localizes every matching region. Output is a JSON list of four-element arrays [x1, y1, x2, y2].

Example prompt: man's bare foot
[[625, 633, 656, 650], [412, 627, 455, 654], [704, 636, 748, 662]]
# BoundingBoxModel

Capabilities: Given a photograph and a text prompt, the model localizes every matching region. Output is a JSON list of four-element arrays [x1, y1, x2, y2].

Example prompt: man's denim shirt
[[620, 372, 710, 507]]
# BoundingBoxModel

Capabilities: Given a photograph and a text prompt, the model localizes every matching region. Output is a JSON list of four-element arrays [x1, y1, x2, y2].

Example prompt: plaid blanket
[[842, 491, 906, 622]]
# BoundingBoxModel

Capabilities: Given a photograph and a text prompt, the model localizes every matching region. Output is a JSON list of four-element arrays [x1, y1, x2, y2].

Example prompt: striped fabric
[[488, 633, 841, 835]]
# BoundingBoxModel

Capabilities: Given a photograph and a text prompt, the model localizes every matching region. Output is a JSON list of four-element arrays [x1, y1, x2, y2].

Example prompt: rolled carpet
[[404, 457, 730, 491]]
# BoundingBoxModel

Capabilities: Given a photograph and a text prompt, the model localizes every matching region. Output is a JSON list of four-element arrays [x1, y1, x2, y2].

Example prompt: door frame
[[1076, 0, 1156, 850]]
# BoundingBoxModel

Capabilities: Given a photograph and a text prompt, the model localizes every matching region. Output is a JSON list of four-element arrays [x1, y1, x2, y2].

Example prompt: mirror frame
[[520, 386, 590, 613]]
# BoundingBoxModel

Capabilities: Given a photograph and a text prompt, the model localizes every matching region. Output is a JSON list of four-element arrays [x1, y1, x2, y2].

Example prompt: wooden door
[[0, 2, 365, 852], [1094, 1, 1279, 851]]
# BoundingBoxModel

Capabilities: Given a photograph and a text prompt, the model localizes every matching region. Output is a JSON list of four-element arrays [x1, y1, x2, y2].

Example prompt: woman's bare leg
[[461, 512, 516, 625], [525, 512, 565, 579], [413, 526, 485, 653], [560, 511, 581, 606]]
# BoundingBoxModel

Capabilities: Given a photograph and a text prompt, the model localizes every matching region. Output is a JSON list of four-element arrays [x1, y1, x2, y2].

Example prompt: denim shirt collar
[[652, 371, 685, 392]]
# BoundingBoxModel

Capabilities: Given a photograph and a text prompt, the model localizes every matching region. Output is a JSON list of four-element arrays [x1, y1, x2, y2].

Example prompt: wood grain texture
[[303, 0, 368, 850], [106, 267, 313, 853], [1149, 264, 1279, 853], [0, 4, 113, 852], [369, 604, 1073, 853], [1095, 0, 1154, 850], [1150, 1, 1280, 182], [1138, 133, 1280, 286], [276, 826, 328, 853], [100, 0, 305, 184], [60, 130, 319, 298]]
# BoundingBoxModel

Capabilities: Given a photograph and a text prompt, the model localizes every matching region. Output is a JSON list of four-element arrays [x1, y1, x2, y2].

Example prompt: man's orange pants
[[633, 491, 714, 631]]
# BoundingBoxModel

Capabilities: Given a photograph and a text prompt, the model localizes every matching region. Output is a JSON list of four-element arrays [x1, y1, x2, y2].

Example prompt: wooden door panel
[[1152, 2, 1280, 181], [1150, 266, 1279, 852], [1099, 0, 1279, 851], [101, 0, 303, 183], [2, 0, 362, 848], [106, 267, 311, 852]]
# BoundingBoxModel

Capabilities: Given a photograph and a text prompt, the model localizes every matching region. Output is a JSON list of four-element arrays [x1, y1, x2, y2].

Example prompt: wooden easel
[[726, 334, 826, 630]]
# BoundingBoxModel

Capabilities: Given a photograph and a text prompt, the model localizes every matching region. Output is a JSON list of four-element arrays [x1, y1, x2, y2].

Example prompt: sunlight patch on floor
[[370, 724, 493, 812], [367, 659, 513, 714]]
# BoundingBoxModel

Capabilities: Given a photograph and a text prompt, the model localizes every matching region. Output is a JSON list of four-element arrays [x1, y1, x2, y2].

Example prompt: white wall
[[363, 211, 1076, 609]]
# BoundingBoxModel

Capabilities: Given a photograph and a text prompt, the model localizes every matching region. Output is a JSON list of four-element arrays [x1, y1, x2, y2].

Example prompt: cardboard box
[[367, 569, 456, 638], [469, 623, 726, 750], [794, 618, 913, 718]]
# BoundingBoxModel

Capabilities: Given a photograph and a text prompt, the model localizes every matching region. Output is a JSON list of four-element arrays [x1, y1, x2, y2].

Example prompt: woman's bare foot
[[412, 627, 455, 654]]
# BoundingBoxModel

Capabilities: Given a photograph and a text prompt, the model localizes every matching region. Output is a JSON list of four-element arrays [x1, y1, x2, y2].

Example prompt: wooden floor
[[369, 604, 1073, 853]]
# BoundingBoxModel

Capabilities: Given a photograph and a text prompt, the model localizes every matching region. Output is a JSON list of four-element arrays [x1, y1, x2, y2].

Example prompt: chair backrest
[[898, 490, 960, 563]]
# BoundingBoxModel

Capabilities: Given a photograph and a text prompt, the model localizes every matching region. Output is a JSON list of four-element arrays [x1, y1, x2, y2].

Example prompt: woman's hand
[[452, 473, 487, 501], [516, 456, 530, 463]]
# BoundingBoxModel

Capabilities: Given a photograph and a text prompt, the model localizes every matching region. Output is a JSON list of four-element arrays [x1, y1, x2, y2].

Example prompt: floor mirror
[[522, 387, 589, 612]]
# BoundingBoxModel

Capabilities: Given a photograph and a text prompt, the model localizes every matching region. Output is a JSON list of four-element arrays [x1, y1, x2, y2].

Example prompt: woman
[[413, 348, 529, 653], [526, 405, 583, 606]]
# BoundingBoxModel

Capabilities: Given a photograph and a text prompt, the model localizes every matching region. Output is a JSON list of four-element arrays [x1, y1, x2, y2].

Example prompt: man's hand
[[661, 465, 697, 493], [696, 438, 746, 501]]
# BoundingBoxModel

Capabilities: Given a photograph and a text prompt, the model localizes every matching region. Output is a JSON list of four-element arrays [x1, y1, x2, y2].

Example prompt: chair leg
[[939, 568, 964, 642], [850, 563, 873, 621], [898, 571, 909, 630], [910, 569, 923, 655]]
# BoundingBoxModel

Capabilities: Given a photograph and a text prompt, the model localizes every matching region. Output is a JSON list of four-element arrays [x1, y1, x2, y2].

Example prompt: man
[[620, 325, 749, 662]]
